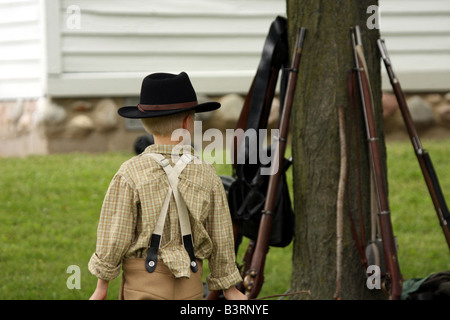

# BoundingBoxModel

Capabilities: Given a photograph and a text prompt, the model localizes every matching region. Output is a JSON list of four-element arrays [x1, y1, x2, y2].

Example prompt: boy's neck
[[153, 135, 180, 145]]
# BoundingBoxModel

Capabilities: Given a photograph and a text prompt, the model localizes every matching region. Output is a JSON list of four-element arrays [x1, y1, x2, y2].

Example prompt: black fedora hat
[[118, 72, 221, 119]]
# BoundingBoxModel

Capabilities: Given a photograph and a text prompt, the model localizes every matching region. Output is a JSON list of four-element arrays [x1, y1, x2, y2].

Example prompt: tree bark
[[287, 0, 388, 299]]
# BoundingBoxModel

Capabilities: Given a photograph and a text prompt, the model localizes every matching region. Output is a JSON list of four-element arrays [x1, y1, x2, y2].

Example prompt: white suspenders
[[144, 153, 198, 274]]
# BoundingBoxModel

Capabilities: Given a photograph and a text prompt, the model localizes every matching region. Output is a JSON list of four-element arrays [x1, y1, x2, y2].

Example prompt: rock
[[0, 100, 23, 137], [71, 100, 94, 112], [382, 93, 398, 119], [217, 94, 244, 123], [268, 97, 280, 129], [92, 99, 119, 133], [425, 93, 443, 106], [206, 94, 244, 130], [406, 95, 435, 129], [8, 99, 24, 124], [0, 102, 8, 137], [444, 92, 450, 103], [17, 100, 38, 133], [436, 105, 450, 127], [34, 98, 67, 126], [65, 115, 94, 138]]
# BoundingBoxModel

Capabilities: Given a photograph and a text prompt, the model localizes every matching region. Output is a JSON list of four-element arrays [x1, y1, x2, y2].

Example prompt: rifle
[[377, 39, 450, 249], [351, 26, 402, 300], [243, 27, 306, 299]]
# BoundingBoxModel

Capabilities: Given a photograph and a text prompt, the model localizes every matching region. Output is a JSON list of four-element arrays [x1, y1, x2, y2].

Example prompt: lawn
[[0, 139, 448, 300]]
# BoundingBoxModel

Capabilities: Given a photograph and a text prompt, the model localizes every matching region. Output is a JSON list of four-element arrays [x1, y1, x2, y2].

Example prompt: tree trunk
[[287, 0, 388, 299]]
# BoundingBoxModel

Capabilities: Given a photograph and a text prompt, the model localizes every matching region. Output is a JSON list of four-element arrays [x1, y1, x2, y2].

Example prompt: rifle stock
[[243, 27, 306, 299], [377, 39, 450, 249], [351, 26, 402, 300]]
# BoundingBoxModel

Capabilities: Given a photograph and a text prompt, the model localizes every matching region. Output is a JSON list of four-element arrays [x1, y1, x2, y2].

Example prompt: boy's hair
[[141, 111, 195, 136]]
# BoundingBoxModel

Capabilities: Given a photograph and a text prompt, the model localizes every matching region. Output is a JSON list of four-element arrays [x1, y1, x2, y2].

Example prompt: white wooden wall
[[0, 0, 45, 99], [47, 0, 285, 97], [1, 0, 449, 100], [379, 0, 450, 92]]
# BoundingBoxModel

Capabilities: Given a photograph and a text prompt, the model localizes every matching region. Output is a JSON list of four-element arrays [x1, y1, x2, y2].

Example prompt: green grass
[[0, 139, 448, 300], [386, 139, 450, 279], [0, 153, 127, 300]]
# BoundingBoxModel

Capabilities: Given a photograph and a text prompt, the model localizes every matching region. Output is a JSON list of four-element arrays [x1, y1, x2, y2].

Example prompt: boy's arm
[[88, 173, 138, 285], [223, 285, 248, 300], [205, 177, 244, 295], [89, 279, 109, 300]]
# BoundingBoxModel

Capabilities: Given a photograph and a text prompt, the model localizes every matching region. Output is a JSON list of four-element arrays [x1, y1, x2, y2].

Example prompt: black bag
[[401, 271, 450, 300], [134, 134, 154, 154], [219, 16, 293, 249], [223, 157, 294, 248]]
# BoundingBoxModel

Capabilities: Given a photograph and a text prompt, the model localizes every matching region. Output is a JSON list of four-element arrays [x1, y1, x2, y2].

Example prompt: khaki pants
[[119, 258, 204, 300]]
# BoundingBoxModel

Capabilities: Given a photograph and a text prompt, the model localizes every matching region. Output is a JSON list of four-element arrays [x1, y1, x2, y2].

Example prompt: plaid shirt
[[88, 144, 242, 291]]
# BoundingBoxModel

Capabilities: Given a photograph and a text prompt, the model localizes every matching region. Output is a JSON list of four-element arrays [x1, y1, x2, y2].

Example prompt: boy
[[89, 72, 246, 300]]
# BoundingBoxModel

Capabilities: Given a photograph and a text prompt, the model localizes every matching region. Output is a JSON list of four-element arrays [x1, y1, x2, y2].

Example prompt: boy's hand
[[223, 286, 248, 300], [89, 279, 109, 300], [89, 288, 107, 300]]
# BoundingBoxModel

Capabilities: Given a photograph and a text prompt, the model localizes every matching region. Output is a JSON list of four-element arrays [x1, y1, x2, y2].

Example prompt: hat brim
[[117, 102, 220, 119]]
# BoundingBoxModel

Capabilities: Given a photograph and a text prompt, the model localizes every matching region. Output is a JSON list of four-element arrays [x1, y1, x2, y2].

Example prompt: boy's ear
[[182, 113, 192, 130]]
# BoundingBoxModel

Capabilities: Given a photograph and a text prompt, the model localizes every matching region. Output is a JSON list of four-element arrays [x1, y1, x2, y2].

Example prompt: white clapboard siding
[[1, 0, 450, 100], [379, 0, 450, 91], [0, 0, 45, 99], [47, 0, 285, 97]]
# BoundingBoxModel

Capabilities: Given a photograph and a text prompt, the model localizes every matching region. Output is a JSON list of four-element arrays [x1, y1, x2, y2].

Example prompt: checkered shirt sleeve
[[88, 173, 137, 281]]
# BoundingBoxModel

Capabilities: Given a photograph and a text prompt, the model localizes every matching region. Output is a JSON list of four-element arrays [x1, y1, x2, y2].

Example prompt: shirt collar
[[143, 144, 196, 157]]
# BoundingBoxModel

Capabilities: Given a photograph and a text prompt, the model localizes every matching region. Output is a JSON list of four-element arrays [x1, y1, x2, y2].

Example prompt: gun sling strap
[[234, 16, 288, 178], [144, 153, 198, 274]]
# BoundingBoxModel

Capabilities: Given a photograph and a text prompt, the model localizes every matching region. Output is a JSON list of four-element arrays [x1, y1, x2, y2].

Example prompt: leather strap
[[138, 101, 197, 112], [234, 16, 288, 181], [144, 153, 198, 273], [245, 16, 287, 131]]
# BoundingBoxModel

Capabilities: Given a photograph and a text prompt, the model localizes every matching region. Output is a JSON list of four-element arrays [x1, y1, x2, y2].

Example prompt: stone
[[71, 100, 94, 112], [1, 100, 23, 138], [406, 95, 435, 129], [382, 93, 398, 119], [65, 115, 95, 138], [8, 99, 24, 124], [217, 94, 244, 123], [0, 103, 8, 137], [17, 100, 38, 133], [206, 94, 244, 130], [92, 98, 119, 132], [436, 105, 450, 127], [425, 93, 443, 106], [0, 100, 23, 137], [268, 97, 280, 129], [444, 92, 450, 103], [34, 98, 67, 126]]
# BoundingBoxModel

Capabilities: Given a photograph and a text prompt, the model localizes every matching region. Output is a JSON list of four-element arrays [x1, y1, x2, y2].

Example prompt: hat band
[[138, 101, 198, 112]]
